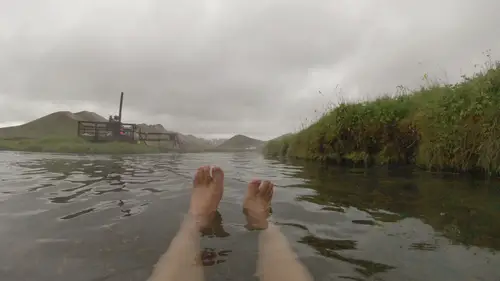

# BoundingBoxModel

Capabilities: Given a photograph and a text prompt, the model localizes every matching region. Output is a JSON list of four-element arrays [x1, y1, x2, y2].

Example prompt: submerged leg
[[148, 165, 224, 281], [243, 180, 313, 281]]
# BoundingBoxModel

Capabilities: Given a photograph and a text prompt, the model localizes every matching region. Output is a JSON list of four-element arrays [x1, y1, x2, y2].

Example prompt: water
[[0, 151, 499, 281]]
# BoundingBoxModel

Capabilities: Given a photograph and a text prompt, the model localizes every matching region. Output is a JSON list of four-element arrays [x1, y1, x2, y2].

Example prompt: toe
[[259, 181, 274, 201], [201, 165, 211, 184], [247, 179, 261, 197], [194, 167, 205, 186], [212, 166, 224, 185], [266, 183, 274, 201]]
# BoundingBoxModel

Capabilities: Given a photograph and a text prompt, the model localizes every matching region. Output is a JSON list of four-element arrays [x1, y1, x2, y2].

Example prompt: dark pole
[[118, 92, 124, 123]]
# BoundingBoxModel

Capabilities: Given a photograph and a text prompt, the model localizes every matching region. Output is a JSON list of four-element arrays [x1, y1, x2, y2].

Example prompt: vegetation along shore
[[264, 62, 500, 176]]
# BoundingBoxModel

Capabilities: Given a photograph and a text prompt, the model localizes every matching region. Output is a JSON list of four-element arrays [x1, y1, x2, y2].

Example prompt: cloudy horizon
[[1, 0, 499, 140]]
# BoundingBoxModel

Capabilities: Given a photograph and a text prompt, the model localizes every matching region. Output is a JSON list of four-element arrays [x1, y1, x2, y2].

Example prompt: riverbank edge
[[263, 62, 500, 177], [0, 137, 168, 155], [0, 137, 265, 155]]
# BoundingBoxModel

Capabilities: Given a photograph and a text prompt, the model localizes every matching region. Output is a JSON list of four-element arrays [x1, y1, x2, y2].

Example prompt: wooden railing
[[137, 132, 180, 148], [77, 121, 136, 142], [77, 121, 181, 148]]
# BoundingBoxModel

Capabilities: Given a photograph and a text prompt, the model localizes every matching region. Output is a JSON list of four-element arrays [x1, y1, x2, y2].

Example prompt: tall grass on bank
[[0, 137, 163, 154], [263, 62, 500, 175]]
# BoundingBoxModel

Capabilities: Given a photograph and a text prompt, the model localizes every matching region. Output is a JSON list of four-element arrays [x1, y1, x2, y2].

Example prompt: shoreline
[[0, 137, 164, 155], [0, 137, 265, 155], [264, 155, 498, 180]]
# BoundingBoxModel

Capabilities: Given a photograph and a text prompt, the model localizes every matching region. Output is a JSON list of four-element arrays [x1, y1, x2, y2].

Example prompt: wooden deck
[[77, 121, 134, 142], [138, 132, 180, 148], [77, 121, 180, 148]]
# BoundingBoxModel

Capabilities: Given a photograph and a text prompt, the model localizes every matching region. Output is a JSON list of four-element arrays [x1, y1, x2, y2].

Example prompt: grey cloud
[[1, 0, 499, 139], [335, 0, 500, 98]]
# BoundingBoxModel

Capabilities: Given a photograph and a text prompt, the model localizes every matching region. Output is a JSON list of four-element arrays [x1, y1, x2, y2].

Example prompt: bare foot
[[189, 165, 224, 229], [243, 180, 274, 230], [200, 210, 230, 238]]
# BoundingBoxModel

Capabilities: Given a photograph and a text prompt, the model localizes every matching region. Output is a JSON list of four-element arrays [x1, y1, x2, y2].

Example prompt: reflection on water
[[0, 151, 499, 281]]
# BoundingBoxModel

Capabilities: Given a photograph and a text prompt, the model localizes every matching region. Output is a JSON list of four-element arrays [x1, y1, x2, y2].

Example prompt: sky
[[1, 0, 499, 140]]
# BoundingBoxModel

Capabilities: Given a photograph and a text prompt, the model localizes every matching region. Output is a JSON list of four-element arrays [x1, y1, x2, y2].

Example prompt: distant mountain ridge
[[0, 111, 264, 152], [134, 124, 218, 150], [217, 134, 264, 150], [0, 111, 106, 138], [0, 111, 225, 151], [207, 138, 227, 146]]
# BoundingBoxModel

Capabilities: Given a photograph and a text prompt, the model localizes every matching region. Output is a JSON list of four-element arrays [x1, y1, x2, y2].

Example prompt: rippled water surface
[[0, 151, 499, 281]]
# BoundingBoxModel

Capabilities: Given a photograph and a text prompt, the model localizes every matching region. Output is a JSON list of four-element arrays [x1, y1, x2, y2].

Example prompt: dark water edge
[[0, 151, 499, 281]]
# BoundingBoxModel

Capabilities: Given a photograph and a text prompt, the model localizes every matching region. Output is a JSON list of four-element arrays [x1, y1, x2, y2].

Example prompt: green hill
[[74, 111, 107, 122], [0, 111, 107, 138], [217, 134, 264, 150], [0, 110, 248, 153], [0, 111, 159, 154]]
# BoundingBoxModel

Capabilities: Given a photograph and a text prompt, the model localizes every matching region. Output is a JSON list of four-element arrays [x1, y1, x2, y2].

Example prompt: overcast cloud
[[1, 0, 499, 139]]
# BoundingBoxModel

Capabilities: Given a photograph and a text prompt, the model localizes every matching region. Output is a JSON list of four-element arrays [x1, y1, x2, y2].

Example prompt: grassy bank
[[0, 137, 164, 154], [264, 62, 500, 175]]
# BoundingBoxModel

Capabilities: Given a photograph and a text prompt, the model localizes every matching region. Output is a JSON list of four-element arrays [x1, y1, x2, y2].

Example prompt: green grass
[[0, 137, 164, 154], [264, 61, 500, 176]]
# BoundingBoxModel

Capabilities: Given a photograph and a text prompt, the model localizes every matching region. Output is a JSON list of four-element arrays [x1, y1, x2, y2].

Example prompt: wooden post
[[94, 123, 98, 141], [118, 92, 124, 123]]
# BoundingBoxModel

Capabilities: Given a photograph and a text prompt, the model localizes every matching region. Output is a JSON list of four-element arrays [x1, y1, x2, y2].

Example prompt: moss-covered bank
[[0, 137, 165, 154], [264, 63, 500, 175]]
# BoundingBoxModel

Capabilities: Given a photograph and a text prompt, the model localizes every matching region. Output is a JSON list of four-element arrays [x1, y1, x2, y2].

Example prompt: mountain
[[73, 111, 107, 122], [216, 134, 264, 150], [0, 111, 238, 152], [207, 138, 228, 146], [135, 124, 217, 150], [136, 123, 173, 134], [0, 111, 108, 138]]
